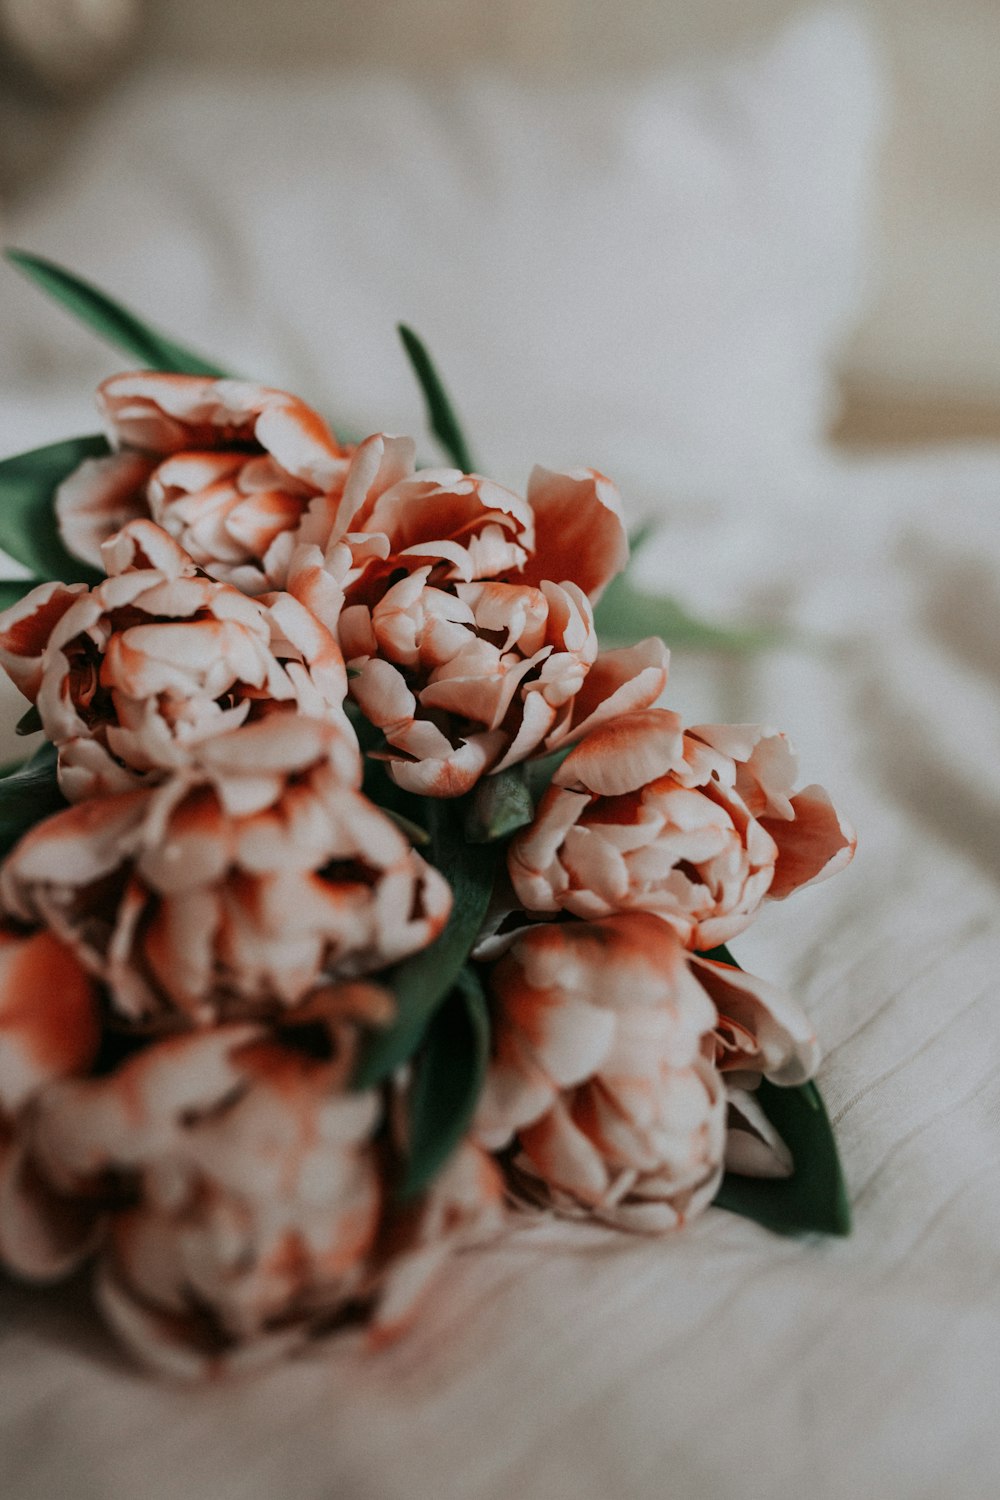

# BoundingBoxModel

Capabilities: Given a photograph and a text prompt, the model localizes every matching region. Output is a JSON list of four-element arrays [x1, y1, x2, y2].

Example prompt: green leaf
[[5, 249, 231, 377], [0, 435, 109, 583], [0, 741, 66, 860], [696, 943, 739, 967], [713, 1077, 851, 1237], [399, 968, 490, 1199], [15, 704, 42, 736], [397, 324, 476, 473], [353, 799, 499, 1087], [593, 572, 788, 654], [464, 768, 534, 844]]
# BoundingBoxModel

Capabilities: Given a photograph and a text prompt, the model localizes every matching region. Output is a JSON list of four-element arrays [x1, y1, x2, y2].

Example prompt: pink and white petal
[[350, 657, 418, 732], [521, 466, 629, 601], [224, 492, 305, 555], [367, 1240, 454, 1349], [553, 705, 683, 797], [386, 732, 504, 798], [263, 591, 348, 708], [34, 1027, 262, 1190], [0, 790, 151, 920], [724, 1087, 794, 1179], [101, 518, 196, 580], [148, 450, 245, 502], [331, 433, 417, 536], [98, 373, 242, 453], [762, 784, 858, 900], [0, 581, 89, 700], [0, 931, 100, 1110], [689, 954, 820, 1086], [362, 470, 531, 563], [253, 400, 346, 492], [55, 451, 156, 568], [475, 1047, 557, 1148], [507, 989, 618, 1092], [0, 1137, 103, 1281], [548, 638, 670, 757], [96, 1258, 287, 1381], [507, 786, 587, 911], [283, 545, 347, 634], [519, 1098, 611, 1205], [691, 724, 798, 820], [489, 687, 557, 773], [418, 653, 533, 730]]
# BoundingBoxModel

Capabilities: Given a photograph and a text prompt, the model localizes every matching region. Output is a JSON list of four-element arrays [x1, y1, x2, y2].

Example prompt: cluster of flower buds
[[0, 372, 854, 1377]]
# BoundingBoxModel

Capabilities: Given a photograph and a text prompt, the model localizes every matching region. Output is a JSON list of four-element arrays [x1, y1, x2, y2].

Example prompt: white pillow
[[0, 7, 880, 492]]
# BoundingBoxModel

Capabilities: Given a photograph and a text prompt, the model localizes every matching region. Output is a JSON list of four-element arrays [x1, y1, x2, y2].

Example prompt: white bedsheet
[[0, 437, 998, 1499]]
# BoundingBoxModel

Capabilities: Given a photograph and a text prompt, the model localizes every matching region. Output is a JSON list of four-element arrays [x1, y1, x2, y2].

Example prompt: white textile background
[[1, 9, 999, 1498]]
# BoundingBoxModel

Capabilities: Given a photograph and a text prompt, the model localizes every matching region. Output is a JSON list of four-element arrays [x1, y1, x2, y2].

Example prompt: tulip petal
[[521, 466, 629, 602], [762, 784, 858, 899]]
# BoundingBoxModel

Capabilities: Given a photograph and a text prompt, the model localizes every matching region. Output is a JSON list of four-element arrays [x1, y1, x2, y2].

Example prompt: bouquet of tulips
[[0, 253, 856, 1378]]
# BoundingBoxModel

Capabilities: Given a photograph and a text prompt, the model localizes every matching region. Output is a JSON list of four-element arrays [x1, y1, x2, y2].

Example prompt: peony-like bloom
[[343, 572, 668, 797], [477, 915, 726, 1231], [273, 433, 630, 605], [0, 716, 452, 1024], [287, 453, 664, 797], [26, 1017, 387, 1378], [56, 373, 352, 594], [0, 927, 103, 1280], [272, 432, 535, 598], [0, 520, 353, 803], [508, 709, 856, 949]]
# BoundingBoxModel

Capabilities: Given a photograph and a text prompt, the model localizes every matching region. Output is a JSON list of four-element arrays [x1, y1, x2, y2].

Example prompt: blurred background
[[2, 0, 1000, 450]]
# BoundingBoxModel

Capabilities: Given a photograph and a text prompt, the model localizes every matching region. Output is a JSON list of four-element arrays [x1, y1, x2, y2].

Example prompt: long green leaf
[[713, 1077, 851, 1237], [5, 249, 230, 377], [353, 799, 498, 1087], [397, 324, 476, 472], [594, 572, 788, 654], [0, 742, 66, 860], [399, 968, 491, 1199], [0, 435, 107, 583], [697, 943, 739, 967]]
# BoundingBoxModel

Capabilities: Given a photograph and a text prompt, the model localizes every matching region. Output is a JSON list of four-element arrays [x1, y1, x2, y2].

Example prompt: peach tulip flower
[[28, 1018, 386, 1378], [0, 717, 451, 1024], [477, 915, 726, 1231], [56, 373, 352, 594], [0, 520, 354, 803], [508, 709, 856, 950], [292, 457, 663, 798], [0, 927, 103, 1281], [270, 433, 534, 597]]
